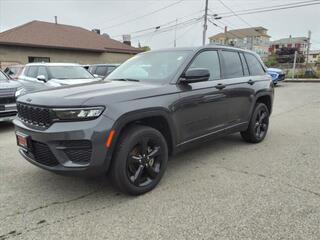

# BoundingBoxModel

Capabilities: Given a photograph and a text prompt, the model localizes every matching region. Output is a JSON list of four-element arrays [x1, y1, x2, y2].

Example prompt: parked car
[[4, 65, 25, 80], [0, 70, 23, 122], [18, 63, 100, 93], [267, 68, 285, 85], [14, 46, 274, 195], [89, 64, 120, 78]]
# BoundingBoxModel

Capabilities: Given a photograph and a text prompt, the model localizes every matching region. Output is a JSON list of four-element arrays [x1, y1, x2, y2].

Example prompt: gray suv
[[14, 46, 274, 195]]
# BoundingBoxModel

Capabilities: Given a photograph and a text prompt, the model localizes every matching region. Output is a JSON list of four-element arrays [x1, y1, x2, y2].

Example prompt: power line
[[100, 0, 184, 31], [219, 0, 320, 18], [216, 0, 252, 27], [111, 9, 203, 38]]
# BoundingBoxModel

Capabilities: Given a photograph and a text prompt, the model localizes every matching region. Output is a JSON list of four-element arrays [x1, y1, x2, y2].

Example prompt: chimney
[[54, 16, 58, 24], [224, 26, 228, 33], [92, 29, 101, 35], [122, 34, 131, 46]]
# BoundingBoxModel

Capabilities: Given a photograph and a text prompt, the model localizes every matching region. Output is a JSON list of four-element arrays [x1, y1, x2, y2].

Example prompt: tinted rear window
[[244, 53, 265, 76], [221, 51, 243, 79]]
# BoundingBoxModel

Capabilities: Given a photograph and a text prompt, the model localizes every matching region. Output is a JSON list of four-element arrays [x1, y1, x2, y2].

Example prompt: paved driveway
[[1, 83, 320, 240]]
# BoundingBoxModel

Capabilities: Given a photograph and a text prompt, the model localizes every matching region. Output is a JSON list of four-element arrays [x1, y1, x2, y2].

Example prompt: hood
[[47, 78, 100, 87], [0, 79, 22, 89], [267, 68, 283, 73], [17, 80, 170, 107]]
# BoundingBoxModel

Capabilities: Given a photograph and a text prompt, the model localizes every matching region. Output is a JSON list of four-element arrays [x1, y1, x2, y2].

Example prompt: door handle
[[215, 83, 226, 90], [248, 79, 255, 85]]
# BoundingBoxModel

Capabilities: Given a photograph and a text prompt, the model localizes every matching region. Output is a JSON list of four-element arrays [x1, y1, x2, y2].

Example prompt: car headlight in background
[[53, 107, 105, 121], [15, 88, 26, 98]]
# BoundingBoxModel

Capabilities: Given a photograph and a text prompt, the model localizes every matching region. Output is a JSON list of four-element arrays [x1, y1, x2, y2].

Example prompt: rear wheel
[[241, 103, 269, 143], [109, 125, 168, 195]]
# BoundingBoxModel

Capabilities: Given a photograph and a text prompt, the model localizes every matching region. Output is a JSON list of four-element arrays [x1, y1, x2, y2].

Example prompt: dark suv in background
[[89, 64, 119, 78], [14, 46, 273, 195]]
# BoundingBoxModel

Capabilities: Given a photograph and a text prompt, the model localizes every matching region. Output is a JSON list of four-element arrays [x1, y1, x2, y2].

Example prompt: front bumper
[[0, 103, 17, 122], [13, 115, 115, 176]]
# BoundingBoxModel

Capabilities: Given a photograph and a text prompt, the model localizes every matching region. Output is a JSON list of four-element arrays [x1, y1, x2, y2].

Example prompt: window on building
[[244, 53, 265, 76], [28, 56, 50, 63], [188, 50, 221, 80], [220, 51, 243, 79]]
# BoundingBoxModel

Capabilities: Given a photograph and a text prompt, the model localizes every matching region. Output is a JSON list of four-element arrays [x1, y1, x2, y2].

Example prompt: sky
[[0, 0, 319, 50]]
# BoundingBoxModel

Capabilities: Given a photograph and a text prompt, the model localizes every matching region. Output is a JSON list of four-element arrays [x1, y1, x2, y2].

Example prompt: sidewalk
[[284, 78, 320, 83]]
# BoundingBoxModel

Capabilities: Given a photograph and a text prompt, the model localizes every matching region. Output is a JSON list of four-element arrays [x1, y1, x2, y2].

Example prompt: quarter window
[[244, 53, 265, 76], [220, 51, 243, 79], [188, 51, 220, 80]]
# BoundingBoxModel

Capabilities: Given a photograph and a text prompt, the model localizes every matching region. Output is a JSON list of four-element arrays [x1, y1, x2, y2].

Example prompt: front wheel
[[241, 103, 270, 143], [109, 125, 168, 195]]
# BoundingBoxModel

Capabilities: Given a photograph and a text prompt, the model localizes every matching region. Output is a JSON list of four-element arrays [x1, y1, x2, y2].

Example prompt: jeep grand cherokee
[[14, 46, 274, 195]]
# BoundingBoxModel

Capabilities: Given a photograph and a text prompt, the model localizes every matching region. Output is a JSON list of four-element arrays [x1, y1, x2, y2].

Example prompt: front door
[[173, 50, 229, 144]]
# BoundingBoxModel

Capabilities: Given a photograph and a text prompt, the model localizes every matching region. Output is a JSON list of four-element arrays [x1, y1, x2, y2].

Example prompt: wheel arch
[[109, 108, 177, 158]]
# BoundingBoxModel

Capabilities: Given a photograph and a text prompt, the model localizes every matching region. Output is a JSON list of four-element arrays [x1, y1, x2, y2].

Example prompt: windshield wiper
[[112, 78, 140, 82]]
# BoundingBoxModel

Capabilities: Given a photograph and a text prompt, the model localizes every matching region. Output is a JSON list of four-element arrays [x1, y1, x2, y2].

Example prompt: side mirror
[[180, 68, 210, 84], [36, 75, 47, 82]]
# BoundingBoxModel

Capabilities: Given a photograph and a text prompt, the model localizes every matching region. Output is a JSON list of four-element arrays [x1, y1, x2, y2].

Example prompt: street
[[1, 82, 320, 240]]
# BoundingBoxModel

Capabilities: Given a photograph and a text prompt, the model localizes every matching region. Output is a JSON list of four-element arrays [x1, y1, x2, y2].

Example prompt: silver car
[[18, 63, 100, 94], [0, 70, 22, 122]]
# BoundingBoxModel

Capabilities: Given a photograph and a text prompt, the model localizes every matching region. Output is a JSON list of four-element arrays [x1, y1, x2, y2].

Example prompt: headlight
[[15, 88, 26, 98], [53, 107, 105, 121]]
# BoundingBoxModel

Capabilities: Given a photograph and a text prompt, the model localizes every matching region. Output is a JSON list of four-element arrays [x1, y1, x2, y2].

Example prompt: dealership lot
[[0, 82, 320, 240]]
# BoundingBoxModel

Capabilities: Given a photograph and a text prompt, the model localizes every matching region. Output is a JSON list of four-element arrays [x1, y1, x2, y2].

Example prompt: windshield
[[48, 66, 94, 80], [0, 71, 9, 81], [106, 50, 191, 82]]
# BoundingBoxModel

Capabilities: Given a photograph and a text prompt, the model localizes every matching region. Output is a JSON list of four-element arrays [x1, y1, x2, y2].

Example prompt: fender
[[107, 107, 177, 157], [250, 88, 274, 116]]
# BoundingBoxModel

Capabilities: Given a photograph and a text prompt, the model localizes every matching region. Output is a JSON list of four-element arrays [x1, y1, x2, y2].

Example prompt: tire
[[241, 103, 270, 143], [109, 125, 168, 195]]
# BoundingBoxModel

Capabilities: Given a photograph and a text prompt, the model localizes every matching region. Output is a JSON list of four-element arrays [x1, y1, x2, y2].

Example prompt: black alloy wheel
[[127, 137, 162, 187], [241, 103, 270, 143], [110, 125, 168, 195]]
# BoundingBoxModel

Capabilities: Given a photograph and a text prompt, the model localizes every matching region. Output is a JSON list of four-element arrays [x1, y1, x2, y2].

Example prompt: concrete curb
[[283, 79, 320, 83]]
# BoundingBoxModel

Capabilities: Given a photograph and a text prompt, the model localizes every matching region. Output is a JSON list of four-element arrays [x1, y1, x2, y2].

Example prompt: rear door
[[218, 50, 254, 126]]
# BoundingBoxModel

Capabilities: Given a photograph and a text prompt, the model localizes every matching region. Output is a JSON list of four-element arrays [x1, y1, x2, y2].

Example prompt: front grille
[[31, 141, 59, 167], [17, 103, 53, 127], [0, 88, 16, 105], [0, 97, 16, 105], [60, 140, 92, 164], [0, 112, 16, 118]]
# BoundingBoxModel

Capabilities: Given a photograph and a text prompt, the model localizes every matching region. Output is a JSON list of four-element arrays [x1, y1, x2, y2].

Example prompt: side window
[[96, 66, 107, 76], [244, 53, 265, 76], [240, 53, 249, 76], [26, 66, 39, 78], [220, 51, 243, 79], [38, 66, 48, 80], [188, 51, 220, 80], [107, 66, 116, 74]]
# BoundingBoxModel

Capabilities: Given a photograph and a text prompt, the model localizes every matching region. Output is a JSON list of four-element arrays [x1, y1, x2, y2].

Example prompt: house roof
[[0, 20, 141, 54], [271, 37, 308, 45], [209, 27, 270, 40]]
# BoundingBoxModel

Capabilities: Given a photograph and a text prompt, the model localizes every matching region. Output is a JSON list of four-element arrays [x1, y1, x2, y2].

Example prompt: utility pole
[[305, 30, 311, 69], [202, 0, 209, 46], [292, 50, 297, 80], [174, 19, 178, 48]]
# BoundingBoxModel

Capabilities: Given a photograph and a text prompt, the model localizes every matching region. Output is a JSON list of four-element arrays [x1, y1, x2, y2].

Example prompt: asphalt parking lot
[[1, 82, 320, 240]]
